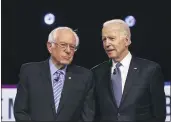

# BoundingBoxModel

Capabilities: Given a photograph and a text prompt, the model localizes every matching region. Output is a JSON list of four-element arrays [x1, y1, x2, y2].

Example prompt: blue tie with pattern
[[111, 62, 122, 107], [53, 70, 65, 113]]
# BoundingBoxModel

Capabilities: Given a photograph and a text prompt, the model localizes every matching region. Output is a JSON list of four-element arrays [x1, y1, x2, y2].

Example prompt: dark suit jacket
[[14, 59, 95, 121], [91, 56, 166, 122]]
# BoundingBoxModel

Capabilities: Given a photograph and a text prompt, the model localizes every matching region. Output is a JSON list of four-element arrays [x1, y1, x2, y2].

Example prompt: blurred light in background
[[125, 15, 136, 27], [44, 13, 55, 25], [166, 97, 170, 104]]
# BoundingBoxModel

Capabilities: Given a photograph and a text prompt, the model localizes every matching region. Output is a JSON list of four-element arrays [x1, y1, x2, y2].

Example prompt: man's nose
[[65, 45, 71, 53], [105, 38, 110, 47]]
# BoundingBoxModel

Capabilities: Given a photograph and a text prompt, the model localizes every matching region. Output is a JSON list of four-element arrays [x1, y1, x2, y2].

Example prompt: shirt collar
[[112, 51, 132, 68], [49, 57, 67, 75]]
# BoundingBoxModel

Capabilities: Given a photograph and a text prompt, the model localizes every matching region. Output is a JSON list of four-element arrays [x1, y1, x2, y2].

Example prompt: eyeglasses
[[53, 42, 78, 51]]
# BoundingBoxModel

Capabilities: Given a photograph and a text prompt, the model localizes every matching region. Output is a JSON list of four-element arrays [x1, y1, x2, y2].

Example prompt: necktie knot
[[116, 62, 122, 68], [113, 62, 122, 75], [54, 70, 64, 75], [54, 70, 64, 82]]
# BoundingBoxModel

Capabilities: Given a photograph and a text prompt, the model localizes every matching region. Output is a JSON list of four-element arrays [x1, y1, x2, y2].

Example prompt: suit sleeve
[[150, 64, 166, 122], [14, 65, 31, 121], [79, 72, 95, 122]]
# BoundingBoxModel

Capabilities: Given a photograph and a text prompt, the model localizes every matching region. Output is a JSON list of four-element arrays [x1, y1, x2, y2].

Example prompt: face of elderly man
[[102, 21, 131, 62], [47, 29, 77, 67]]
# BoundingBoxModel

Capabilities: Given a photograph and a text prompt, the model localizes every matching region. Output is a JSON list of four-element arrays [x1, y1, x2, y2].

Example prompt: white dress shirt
[[111, 52, 132, 93]]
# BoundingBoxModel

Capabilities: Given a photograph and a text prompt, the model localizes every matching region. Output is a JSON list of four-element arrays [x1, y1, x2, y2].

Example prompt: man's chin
[[107, 54, 117, 59], [60, 60, 72, 65]]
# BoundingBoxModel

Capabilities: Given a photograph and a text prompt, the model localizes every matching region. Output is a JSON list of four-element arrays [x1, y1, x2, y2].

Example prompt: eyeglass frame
[[52, 42, 78, 52]]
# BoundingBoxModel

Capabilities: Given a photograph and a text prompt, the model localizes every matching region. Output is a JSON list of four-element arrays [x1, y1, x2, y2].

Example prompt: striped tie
[[53, 70, 65, 113]]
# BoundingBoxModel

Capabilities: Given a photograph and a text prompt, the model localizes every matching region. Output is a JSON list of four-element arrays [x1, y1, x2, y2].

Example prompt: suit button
[[117, 113, 120, 116]]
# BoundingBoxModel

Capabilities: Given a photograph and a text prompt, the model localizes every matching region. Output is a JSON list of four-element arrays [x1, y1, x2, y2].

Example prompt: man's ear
[[47, 42, 52, 53], [125, 36, 131, 46]]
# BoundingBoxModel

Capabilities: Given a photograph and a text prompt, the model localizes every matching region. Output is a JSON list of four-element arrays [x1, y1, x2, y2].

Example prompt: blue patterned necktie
[[111, 62, 122, 107], [53, 70, 65, 113]]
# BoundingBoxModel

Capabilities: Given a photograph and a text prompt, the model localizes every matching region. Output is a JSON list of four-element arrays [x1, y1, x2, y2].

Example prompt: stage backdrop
[[1, 82, 171, 121]]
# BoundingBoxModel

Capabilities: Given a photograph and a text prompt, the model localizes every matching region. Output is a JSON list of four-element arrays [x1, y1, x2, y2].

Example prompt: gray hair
[[48, 27, 79, 47], [103, 19, 131, 41]]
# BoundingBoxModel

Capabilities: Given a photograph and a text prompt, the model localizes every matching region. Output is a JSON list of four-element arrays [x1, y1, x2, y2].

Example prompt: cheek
[[110, 42, 118, 49], [69, 52, 75, 58], [117, 43, 126, 52], [52, 49, 61, 58], [117, 41, 125, 48]]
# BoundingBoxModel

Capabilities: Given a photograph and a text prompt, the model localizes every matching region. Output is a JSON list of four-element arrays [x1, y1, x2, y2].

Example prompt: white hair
[[103, 19, 131, 41], [48, 27, 79, 47]]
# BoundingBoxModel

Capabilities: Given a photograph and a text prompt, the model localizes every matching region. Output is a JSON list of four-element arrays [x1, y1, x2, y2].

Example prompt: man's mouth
[[63, 56, 71, 60], [106, 49, 115, 53]]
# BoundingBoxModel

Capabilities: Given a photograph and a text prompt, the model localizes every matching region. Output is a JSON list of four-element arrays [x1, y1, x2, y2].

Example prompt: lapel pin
[[134, 67, 137, 70], [68, 77, 71, 79]]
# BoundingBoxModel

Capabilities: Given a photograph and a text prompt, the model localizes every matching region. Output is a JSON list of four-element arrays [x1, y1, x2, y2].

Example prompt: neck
[[55, 63, 64, 69], [113, 49, 129, 62], [51, 57, 64, 69]]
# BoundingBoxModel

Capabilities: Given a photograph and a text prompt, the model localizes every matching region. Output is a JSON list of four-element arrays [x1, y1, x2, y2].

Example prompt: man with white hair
[[91, 19, 166, 122], [14, 27, 95, 121]]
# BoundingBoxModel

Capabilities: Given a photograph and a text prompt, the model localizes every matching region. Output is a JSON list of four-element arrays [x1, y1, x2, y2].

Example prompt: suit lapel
[[102, 60, 118, 107], [120, 57, 139, 106], [40, 59, 57, 117]]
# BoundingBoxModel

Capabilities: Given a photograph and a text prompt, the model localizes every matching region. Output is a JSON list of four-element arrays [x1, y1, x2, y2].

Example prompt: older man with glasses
[[14, 27, 95, 121]]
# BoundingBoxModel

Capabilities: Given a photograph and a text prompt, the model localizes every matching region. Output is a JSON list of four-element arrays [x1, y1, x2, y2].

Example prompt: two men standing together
[[14, 19, 166, 122]]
